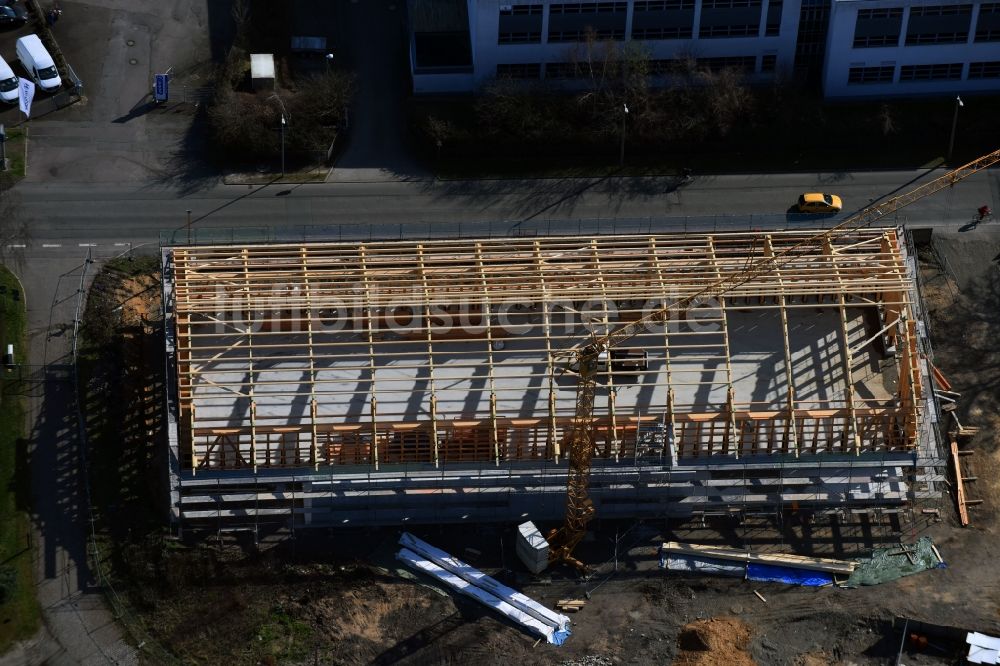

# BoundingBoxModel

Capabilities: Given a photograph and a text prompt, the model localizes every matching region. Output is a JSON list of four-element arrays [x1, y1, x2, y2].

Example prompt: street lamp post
[[325, 52, 334, 73], [269, 94, 289, 178], [619, 102, 629, 168], [947, 95, 963, 162]]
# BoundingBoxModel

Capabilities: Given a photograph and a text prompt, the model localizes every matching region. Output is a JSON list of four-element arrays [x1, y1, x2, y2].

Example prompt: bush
[[413, 36, 757, 162], [206, 68, 355, 165], [0, 565, 16, 605], [207, 87, 281, 163]]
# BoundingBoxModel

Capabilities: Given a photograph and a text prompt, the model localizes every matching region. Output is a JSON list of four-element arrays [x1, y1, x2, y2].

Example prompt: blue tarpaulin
[[746, 563, 833, 587]]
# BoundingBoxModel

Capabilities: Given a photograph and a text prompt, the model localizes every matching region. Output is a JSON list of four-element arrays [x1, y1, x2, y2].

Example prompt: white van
[[16, 34, 60, 92], [0, 55, 18, 104]]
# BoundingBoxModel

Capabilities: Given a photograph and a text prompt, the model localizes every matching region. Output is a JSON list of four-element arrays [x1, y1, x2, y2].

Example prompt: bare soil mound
[[673, 616, 755, 666]]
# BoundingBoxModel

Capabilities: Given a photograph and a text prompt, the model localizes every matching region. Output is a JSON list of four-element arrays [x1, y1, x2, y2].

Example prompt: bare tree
[[231, 0, 251, 47], [286, 70, 356, 152], [207, 87, 280, 161], [475, 78, 564, 141], [879, 103, 898, 136], [568, 30, 652, 137], [700, 67, 753, 137]]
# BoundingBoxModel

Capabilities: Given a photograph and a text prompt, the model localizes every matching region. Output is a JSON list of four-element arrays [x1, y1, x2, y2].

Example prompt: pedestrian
[[45, 9, 55, 26], [978, 205, 992, 222]]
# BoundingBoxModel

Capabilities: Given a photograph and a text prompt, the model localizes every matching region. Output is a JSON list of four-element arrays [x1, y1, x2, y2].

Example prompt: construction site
[[104, 152, 1000, 664], [163, 225, 942, 535]]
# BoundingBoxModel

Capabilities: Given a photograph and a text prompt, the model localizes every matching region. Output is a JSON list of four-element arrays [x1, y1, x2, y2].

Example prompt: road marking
[[8, 244, 25, 248], [79, 243, 97, 247], [42, 243, 61, 248], [114, 243, 129, 246]]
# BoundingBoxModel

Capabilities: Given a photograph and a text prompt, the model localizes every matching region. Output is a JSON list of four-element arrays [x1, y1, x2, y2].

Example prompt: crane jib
[[547, 148, 1000, 571]]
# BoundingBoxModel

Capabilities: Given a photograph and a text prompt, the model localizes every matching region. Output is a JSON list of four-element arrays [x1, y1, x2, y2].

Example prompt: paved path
[[0, 250, 136, 666], [327, 0, 427, 180], [2, 0, 212, 663]]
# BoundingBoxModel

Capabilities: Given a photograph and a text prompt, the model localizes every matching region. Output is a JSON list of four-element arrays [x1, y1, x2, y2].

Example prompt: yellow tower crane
[[547, 149, 1000, 570]]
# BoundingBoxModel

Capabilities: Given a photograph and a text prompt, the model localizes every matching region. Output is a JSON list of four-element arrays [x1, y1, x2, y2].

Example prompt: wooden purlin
[[533, 240, 561, 461], [416, 245, 442, 467], [300, 246, 320, 470], [358, 245, 381, 470], [823, 236, 861, 456], [764, 235, 800, 457], [474, 242, 501, 465], [707, 237, 739, 457], [241, 248, 258, 471], [588, 239, 619, 460], [647, 237, 676, 462]]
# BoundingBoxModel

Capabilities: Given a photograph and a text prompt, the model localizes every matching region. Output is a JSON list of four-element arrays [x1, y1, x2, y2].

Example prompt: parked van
[[0, 55, 18, 104], [15, 34, 60, 92]]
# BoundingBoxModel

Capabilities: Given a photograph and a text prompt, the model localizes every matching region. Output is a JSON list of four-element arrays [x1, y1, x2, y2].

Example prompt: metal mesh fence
[[159, 214, 903, 247]]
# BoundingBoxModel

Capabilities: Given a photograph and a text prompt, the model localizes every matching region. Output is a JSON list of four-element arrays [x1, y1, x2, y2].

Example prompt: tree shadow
[[28, 361, 96, 589], [146, 112, 225, 197], [112, 93, 157, 124]]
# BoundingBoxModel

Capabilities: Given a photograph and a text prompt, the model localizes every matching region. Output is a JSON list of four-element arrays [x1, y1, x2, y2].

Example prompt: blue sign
[[154, 73, 169, 102]]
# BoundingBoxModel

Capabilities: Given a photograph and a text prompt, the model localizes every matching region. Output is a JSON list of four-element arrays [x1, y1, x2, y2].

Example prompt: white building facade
[[822, 0, 1000, 97], [410, 0, 803, 93], [409, 0, 1000, 98]]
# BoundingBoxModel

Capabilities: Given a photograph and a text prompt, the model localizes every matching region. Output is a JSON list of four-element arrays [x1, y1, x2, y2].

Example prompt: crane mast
[[547, 148, 1000, 569]]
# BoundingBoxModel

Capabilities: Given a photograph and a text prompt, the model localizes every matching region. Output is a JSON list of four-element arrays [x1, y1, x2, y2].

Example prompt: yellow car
[[797, 193, 843, 213]]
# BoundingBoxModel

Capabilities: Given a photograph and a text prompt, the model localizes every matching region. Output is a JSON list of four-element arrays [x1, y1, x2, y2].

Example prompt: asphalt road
[[11, 166, 1000, 255]]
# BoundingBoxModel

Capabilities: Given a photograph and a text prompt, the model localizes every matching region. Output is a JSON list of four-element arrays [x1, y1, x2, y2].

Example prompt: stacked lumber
[[556, 599, 587, 613], [660, 541, 856, 575]]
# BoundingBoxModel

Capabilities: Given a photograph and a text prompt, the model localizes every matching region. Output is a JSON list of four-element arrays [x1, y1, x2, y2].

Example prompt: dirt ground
[[85, 232, 1000, 666]]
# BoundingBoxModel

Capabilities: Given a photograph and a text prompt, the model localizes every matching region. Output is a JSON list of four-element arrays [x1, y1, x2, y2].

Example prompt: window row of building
[[498, 0, 783, 43], [852, 2, 1000, 47], [847, 59, 1000, 83], [496, 53, 777, 78]]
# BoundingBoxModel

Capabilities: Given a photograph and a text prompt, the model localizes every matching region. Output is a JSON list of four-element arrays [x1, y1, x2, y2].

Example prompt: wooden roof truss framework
[[169, 229, 920, 473]]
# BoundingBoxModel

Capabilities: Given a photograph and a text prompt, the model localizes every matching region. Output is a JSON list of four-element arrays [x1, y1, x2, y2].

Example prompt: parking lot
[[0, 5, 77, 125]]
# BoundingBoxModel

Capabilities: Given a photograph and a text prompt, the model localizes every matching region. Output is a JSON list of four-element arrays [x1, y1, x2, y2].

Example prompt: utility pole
[[619, 103, 629, 168], [268, 94, 289, 178], [947, 95, 963, 162]]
